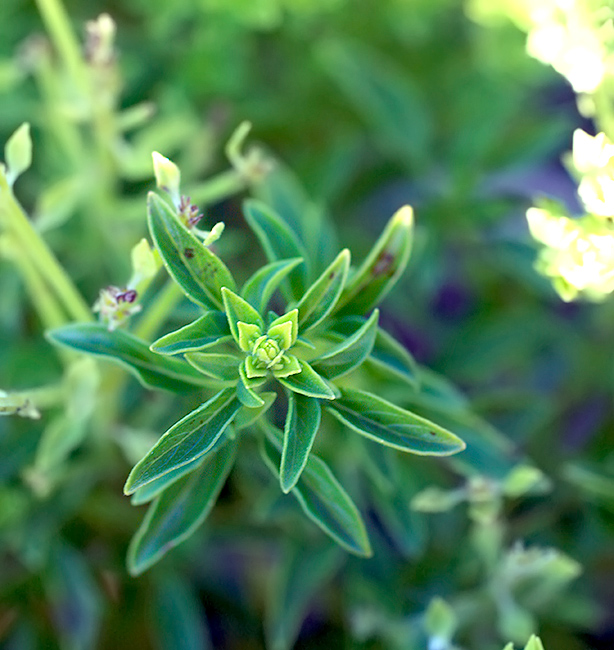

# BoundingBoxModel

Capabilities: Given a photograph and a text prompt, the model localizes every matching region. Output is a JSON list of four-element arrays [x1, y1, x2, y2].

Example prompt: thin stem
[[0, 177, 92, 322]]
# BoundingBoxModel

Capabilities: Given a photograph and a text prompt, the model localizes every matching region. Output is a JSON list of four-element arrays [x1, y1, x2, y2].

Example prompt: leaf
[[243, 199, 308, 301], [185, 352, 240, 381], [124, 388, 241, 494], [261, 433, 371, 556], [128, 438, 237, 574], [151, 312, 231, 355], [237, 363, 266, 408], [221, 286, 264, 348], [335, 206, 414, 315], [327, 388, 465, 455], [280, 393, 321, 493], [148, 192, 235, 309], [277, 359, 336, 400], [313, 310, 379, 379], [268, 309, 298, 349], [367, 325, 419, 387], [242, 258, 304, 313], [234, 392, 277, 430], [296, 249, 350, 331], [47, 323, 209, 392], [266, 542, 343, 650]]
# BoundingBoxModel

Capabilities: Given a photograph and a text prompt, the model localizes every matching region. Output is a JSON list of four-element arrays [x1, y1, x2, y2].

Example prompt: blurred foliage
[[1, 0, 614, 649]]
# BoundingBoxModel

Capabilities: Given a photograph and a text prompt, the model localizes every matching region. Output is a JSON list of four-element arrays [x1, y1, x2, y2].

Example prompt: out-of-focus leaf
[[128, 438, 237, 574], [47, 323, 209, 392], [150, 312, 231, 355], [242, 258, 304, 313], [327, 388, 465, 455], [124, 388, 240, 494], [148, 192, 235, 309], [280, 393, 321, 493]]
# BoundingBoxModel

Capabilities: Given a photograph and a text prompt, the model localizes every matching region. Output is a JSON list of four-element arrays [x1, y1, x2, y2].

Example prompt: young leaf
[[261, 433, 371, 556], [313, 309, 379, 379], [124, 388, 241, 494], [47, 323, 209, 392], [327, 388, 465, 455], [237, 364, 266, 408], [148, 192, 235, 309], [280, 393, 321, 493], [277, 360, 336, 400], [128, 438, 237, 575], [221, 287, 264, 347], [243, 199, 308, 301], [185, 352, 240, 381], [296, 249, 350, 332], [234, 392, 277, 430], [268, 309, 298, 349], [334, 206, 413, 315], [150, 312, 230, 355], [242, 258, 303, 313]]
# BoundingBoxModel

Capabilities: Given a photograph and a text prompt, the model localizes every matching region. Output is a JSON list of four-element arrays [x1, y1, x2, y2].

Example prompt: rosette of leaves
[[48, 185, 465, 574]]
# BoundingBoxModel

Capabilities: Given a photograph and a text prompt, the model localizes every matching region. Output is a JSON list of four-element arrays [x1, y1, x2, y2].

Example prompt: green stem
[[0, 178, 92, 323]]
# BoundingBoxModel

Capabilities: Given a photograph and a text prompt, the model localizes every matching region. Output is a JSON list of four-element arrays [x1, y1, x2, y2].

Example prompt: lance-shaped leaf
[[243, 200, 308, 301], [368, 325, 419, 387], [277, 359, 336, 400], [327, 388, 465, 455], [296, 249, 350, 331], [47, 323, 208, 392], [221, 287, 264, 347], [313, 310, 379, 379], [185, 352, 240, 382], [261, 432, 371, 556], [242, 258, 304, 313], [148, 192, 235, 309], [237, 363, 266, 408], [335, 205, 413, 315], [280, 393, 321, 493], [151, 312, 230, 355], [131, 434, 233, 506], [234, 392, 277, 430], [124, 388, 241, 494], [127, 438, 237, 575]]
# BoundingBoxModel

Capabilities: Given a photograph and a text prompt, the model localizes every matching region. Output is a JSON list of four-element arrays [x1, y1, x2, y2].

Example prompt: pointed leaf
[[242, 258, 303, 313], [151, 312, 230, 355], [124, 388, 241, 494], [277, 359, 336, 400], [313, 310, 379, 379], [234, 392, 277, 430], [128, 438, 237, 574], [237, 363, 266, 408], [368, 325, 419, 387], [335, 206, 413, 315], [243, 199, 308, 301], [148, 192, 235, 309], [280, 393, 321, 493], [297, 249, 350, 331], [327, 388, 465, 455], [261, 432, 371, 556], [47, 323, 208, 392], [268, 309, 298, 348], [221, 287, 264, 346], [185, 352, 240, 381]]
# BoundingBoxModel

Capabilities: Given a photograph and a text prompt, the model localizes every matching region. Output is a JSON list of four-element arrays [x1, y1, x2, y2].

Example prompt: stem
[[34, 0, 85, 89], [0, 177, 92, 322]]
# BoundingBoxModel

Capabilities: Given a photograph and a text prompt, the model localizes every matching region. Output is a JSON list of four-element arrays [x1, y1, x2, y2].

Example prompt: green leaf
[[130, 434, 232, 506], [242, 258, 303, 313], [261, 433, 371, 556], [237, 363, 266, 408], [150, 312, 231, 355], [221, 286, 264, 347], [234, 392, 277, 430], [124, 388, 241, 494], [327, 388, 465, 455], [313, 310, 379, 379], [128, 438, 237, 574], [266, 542, 343, 650], [296, 249, 350, 331], [148, 192, 235, 309], [243, 199, 308, 301], [335, 206, 413, 315], [280, 393, 321, 493], [268, 309, 298, 349], [47, 323, 209, 392], [277, 360, 336, 400], [185, 352, 240, 381], [367, 325, 419, 387]]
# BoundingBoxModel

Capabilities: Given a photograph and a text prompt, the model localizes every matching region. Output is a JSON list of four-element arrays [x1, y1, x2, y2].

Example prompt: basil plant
[[49, 152, 465, 574]]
